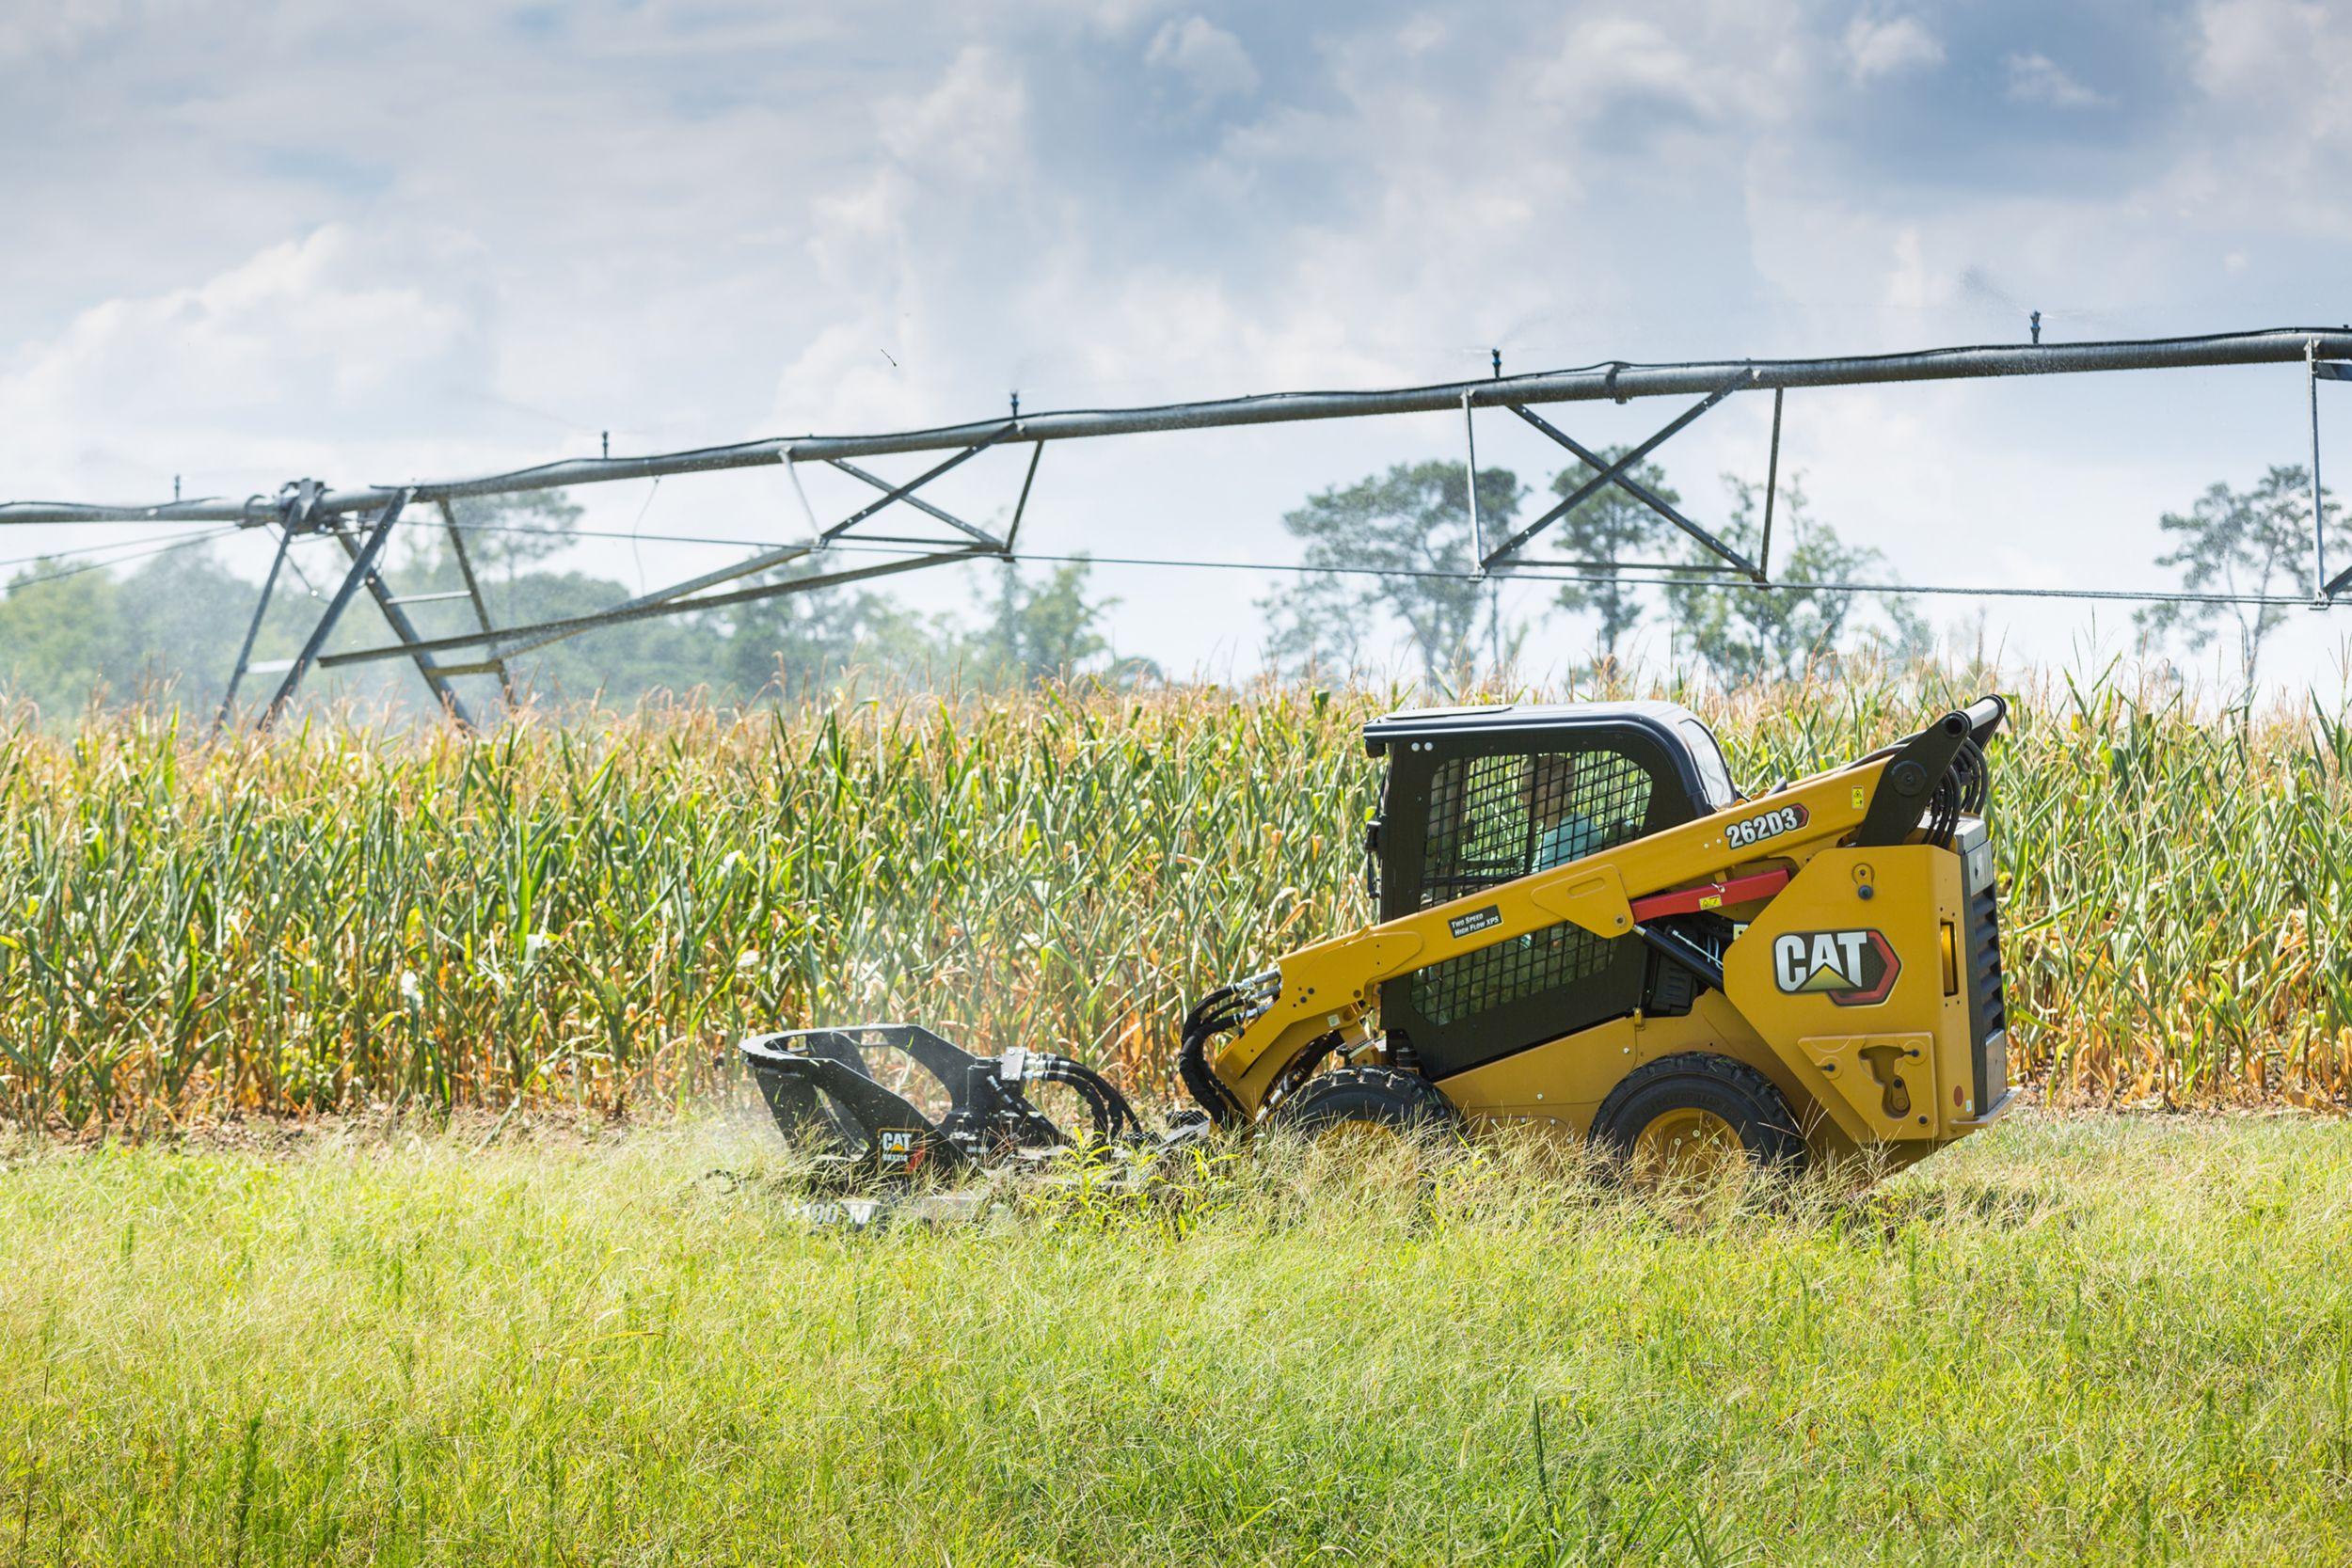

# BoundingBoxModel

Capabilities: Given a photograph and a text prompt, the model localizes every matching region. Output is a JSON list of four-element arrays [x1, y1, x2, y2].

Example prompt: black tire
[[1590, 1052, 1804, 1172], [1274, 1067, 1456, 1137]]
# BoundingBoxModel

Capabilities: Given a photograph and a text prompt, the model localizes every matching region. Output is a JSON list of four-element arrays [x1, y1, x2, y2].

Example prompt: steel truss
[[3, 326, 2348, 728], [208, 431, 1039, 730]]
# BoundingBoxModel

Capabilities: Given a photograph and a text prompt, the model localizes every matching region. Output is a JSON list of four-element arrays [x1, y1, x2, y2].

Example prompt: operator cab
[[1359, 701, 1742, 1082]]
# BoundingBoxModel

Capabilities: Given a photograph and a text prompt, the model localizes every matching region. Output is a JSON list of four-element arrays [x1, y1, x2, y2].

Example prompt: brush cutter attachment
[[739, 1025, 1144, 1182]]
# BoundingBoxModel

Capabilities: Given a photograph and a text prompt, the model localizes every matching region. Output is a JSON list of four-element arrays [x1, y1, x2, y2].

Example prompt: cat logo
[[876, 1128, 926, 1173], [1772, 928, 1900, 1006]]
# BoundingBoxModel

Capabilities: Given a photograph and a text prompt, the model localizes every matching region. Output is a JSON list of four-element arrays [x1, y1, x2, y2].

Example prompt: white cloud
[[1843, 15, 1944, 82], [1065, 0, 1180, 38], [2004, 52, 2108, 109], [1536, 18, 1708, 120], [0, 0, 144, 63], [0, 223, 522, 565], [878, 44, 1027, 179], [2193, 0, 2334, 98], [1, 225, 488, 443], [1883, 226, 1936, 311], [2187, 0, 2352, 165], [1145, 16, 1260, 101], [1395, 14, 1446, 55], [779, 44, 1046, 435]]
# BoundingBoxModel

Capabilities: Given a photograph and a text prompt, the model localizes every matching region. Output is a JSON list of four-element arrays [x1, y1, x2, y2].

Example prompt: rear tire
[[1591, 1052, 1804, 1174], [1274, 1067, 1455, 1138]]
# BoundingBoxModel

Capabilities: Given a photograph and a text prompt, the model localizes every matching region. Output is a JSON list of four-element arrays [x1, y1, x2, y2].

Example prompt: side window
[[1678, 719, 1738, 807], [1418, 747, 1656, 907]]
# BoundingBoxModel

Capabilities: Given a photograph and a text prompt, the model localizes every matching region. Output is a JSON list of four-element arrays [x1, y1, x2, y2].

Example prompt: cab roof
[[1362, 700, 1739, 808], [1360, 700, 1711, 756]]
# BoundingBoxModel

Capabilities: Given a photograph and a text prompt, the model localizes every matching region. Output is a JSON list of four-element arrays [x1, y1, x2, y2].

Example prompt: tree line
[[0, 489, 1136, 722], [1261, 451, 2325, 697], [0, 454, 2319, 719], [1258, 451, 1931, 686]]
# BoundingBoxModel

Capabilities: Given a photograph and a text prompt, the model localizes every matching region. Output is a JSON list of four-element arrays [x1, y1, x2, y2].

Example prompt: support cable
[[408, 515, 2341, 610], [0, 525, 241, 588]]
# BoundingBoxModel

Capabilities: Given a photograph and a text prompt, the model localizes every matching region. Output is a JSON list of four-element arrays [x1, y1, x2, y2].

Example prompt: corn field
[[1, 670, 2346, 1131]]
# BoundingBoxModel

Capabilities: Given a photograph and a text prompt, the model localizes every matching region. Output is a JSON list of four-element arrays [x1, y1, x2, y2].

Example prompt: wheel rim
[[1314, 1117, 1404, 1148], [1630, 1106, 1741, 1176]]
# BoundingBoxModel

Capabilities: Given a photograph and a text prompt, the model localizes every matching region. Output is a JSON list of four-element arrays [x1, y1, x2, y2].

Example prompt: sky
[[5, 0, 2352, 694]]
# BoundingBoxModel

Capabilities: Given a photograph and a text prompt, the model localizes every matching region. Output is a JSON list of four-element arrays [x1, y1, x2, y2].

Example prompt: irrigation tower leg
[[331, 527, 474, 729], [2312, 341, 2328, 601], [214, 524, 294, 736], [260, 489, 410, 730], [437, 499, 516, 706]]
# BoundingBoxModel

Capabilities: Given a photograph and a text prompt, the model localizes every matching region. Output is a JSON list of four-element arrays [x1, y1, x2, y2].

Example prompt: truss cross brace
[[817, 425, 1014, 546], [1480, 371, 1759, 578], [258, 488, 411, 729], [314, 548, 983, 671], [468, 429, 1017, 665], [334, 524, 475, 729], [825, 458, 1005, 550]]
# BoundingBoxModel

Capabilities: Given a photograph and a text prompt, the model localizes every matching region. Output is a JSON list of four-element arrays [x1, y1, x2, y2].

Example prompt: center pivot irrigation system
[[5, 326, 2350, 730]]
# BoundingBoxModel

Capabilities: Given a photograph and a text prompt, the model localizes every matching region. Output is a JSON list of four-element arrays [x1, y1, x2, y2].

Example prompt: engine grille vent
[[1967, 883, 2009, 1108]]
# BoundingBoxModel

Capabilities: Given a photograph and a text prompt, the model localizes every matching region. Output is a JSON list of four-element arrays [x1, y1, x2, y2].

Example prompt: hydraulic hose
[[1027, 1053, 1144, 1144], [1923, 734, 1991, 848], [1177, 987, 1252, 1129]]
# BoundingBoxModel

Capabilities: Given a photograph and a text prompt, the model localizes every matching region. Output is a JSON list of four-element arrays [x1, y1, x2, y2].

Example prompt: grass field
[[2, 1110, 2348, 1564], [3, 668, 2349, 1131]]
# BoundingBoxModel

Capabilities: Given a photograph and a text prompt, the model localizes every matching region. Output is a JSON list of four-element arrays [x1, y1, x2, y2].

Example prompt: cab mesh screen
[[1418, 749, 1655, 908], [1408, 921, 1614, 1027]]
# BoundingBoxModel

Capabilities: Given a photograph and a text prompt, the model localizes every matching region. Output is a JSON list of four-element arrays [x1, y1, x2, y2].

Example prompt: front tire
[[1273, 1066, 1455, 1139], [1591, 1053, 1804, 1176]]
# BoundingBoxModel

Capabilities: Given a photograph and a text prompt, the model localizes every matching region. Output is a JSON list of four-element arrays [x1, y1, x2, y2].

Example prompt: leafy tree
[[1665, 478, 1918, 682], [2135, 467, 2332, 700], [955, 558, 1122, 686], [1857, 593, 1937, 669], [711, 561, 938, 697], [1546, 446, 1679, 668], [481, 567, 719, 706], [0, 560, 116, 716], [0, 544, 350, 721], [1259, 460, 1523, 685]]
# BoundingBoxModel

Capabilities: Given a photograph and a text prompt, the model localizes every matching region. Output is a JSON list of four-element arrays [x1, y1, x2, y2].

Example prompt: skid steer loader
[[740, 695, 2013, 1179]]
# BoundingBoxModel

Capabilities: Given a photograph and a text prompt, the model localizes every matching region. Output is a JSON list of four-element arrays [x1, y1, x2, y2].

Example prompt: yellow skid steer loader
[[742, 696, 2013, 1178]]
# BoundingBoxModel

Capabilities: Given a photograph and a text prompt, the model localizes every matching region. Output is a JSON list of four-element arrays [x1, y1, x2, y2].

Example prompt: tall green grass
[[2, 1114, 2350, 1564], [0, 668, 2345, 1130]]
